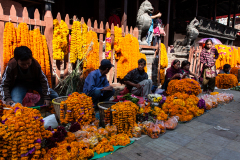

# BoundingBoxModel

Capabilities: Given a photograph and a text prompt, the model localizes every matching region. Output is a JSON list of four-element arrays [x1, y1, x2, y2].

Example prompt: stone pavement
[[100, 89, 240, 160]]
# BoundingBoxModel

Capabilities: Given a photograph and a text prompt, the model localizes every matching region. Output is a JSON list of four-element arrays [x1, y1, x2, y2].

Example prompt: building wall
[[0, 0, 23, 17]]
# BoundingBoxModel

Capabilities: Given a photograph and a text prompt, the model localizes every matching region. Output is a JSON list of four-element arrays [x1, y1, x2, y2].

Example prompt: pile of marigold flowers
[[167, 79, 202, 96], [162, 92, 204, 122], [60, 92, 95, 126], [0, 103, 52, 159], [215, 74, 238, 89]]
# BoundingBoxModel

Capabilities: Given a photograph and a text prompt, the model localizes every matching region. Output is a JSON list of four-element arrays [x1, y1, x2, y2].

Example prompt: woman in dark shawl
[[181, 60, 198, 80], [162, 59, 182, 90]]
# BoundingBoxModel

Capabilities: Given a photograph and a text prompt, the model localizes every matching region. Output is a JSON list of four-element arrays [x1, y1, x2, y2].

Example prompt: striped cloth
[[200, 47, 219, 67]]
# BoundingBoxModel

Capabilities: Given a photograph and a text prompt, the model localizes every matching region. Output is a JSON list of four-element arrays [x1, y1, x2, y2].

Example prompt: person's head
[[138, 58, 146, 71], [14, 46, 33, 70], [181, 60, 190, 71], [223, 64, 231, 72], [99, 59, 114, 75], [172, 59, 180, 70], [204, 39, 213, 49]]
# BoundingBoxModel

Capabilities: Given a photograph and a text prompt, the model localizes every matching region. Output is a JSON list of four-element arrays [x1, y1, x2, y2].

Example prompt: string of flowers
[[42, 35, 52, 87], [52, 19, 69, 60], [70, 21, 81, 63], [16, 22, 29, 47], [114, 26, 122, 61], [215, 74, 238, 89], [159, 43, 168, 84], [105, 29, 112, 59]]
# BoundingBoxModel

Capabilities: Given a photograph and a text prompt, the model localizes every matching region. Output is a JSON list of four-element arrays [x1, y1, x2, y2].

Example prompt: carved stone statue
[[174, 18, 200, 52], [136, 0, 153, 45]]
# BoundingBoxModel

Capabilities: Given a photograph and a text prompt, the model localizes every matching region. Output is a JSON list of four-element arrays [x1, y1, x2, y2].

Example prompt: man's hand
[[102, 86, 113, 91], [6, 100, 14, 106], [157, 12, 162, 17], [135, 84, 142, 89], [44, 100, 50, 107]]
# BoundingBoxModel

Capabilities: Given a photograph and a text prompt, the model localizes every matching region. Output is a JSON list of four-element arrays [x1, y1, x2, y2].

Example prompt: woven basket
[[98, 102, 116, 127], [52, 96, 68, 122]]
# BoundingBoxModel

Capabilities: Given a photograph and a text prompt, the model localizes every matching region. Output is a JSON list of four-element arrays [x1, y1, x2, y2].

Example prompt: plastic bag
[[89, 136, 99, 149], [156, 120, 166, 134], [43, 114, 58, 129], [97, 128, 109, 140], [147, 123, 160, 139], [92, 120, 99, 128], [86, 132, 97, 139], [132, 124, 141, 138], [165, 116, 179, 130], [22, 92, 41, 107], [74, 131, 88, 140], [209, 96, 218, 108], [105, 124, 117, 137], [141, 121, 154, 135], [82, 125, 97, 132], [80, 138, 90, 148]]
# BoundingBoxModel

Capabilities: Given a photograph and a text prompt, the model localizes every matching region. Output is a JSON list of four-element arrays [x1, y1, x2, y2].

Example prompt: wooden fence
[[0, 4, 158, 87]]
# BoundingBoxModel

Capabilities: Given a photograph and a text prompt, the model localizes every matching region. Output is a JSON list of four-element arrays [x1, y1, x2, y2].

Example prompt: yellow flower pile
[[105, 29, 112, 59], [52, 19, 69, 60], [215, 74, 238, 89], [84, 30, 99, 72], [159, 43, 168, 84], [215, 45, 240, 69], [117, 34, 147, 79], [70, 21, 88, 63], [151, 106, 168, 121], [162, 92, 204, 122], [0, 103, 52, 159], [167, 79, 202, 96]]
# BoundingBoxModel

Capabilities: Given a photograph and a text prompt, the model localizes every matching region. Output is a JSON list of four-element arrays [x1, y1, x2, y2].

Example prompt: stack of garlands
[[52, 19, 69, 60], [60, 92, 95, 126], [105, 29, 112, 59], [43, 141, 94, 159], [70, 21, 88, 63], [0, 103, 52, 159], [215, 74, 238, 89], [117, 34, 147, 79], [111, 102, 139, 137], [109, 134, 131, 146], [230, 67, 239, 76], [83, 30, 99, 72], [215, 45, 240, 69], [159, 43, 168, 84], [167, 79, 202, 96], [114, 26, 122, 60], [162, 92, 204, 122]]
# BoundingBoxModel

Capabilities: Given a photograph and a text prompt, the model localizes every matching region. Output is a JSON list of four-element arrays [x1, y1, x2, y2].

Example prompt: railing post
[[0, 4, 3, 77], [99, 21, 104, 62], [64, 14, 70, 79], [109, 23, 115, 84]]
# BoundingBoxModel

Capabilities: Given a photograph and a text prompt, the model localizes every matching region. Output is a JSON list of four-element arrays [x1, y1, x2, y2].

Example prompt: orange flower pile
[[43, 141, 94, 160], [111, 102, 139, 137], [215, 74, 238, 89], [0, 103, 52, 159], [162, 92, 204, 122], [230, 67, 239, 76], [60, 92, 95, 126], [109, 134, 131, 146], [117, 34, 147, 79], [151, 106, 168, 121], [166, 79, 202, 96], [93, 138, 114, 154]]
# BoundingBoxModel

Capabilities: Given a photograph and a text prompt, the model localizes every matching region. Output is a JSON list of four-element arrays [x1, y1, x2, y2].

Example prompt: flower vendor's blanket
[[90, 140, 134, 160]]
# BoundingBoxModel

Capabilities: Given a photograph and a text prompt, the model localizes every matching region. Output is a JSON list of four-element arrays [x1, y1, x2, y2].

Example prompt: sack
[[22, 92, 41, 107], [205, 66, 216, 78]]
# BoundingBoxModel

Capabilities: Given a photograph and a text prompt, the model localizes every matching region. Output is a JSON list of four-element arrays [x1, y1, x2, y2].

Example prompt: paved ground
[[100, 89, 240, 160]]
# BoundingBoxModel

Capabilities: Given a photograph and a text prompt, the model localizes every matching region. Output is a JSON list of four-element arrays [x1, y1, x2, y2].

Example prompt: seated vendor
[[162, 59, 182, 90], [0, 46, 59, 106], [124, 58, 152, 97], [181, 60, 198, 80], [83, 59, 115, 109], [219, 64, 231, 74]]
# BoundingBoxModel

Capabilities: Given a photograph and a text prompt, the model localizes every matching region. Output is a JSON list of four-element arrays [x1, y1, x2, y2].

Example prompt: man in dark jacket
[[0, 46, 58, 106]]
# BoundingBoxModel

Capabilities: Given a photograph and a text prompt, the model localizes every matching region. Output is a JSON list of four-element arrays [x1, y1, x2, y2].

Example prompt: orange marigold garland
[[3, 22, 16, 70], [215, 74, 238, 89], [42, 35, 52, 87], [111, 102, 139, 137], [105, 29, 112, 59], [230, 67, 239, 76], [60, 92, 95, 126], [167, 79, 202, 96], [114, 26, 122, 60], [16, 23, 29, 47], [0, 103, 52, 159], [70, 21, 81, 63]]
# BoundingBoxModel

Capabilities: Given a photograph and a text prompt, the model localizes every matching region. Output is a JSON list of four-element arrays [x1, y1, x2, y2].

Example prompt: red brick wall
[[0, 0, 23, 17]]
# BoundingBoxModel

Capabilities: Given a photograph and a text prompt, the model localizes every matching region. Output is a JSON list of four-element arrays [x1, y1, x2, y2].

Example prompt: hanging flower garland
[[215, 74, 238, 89], [70, 21, 81, 63], [105, 29, 112, 59], [3, 22, 16, 70], [114, 26, 122, 60], [52, 19, 69, 60], [16, 22, 29, 47], [80, 22, 88, 60], [42, 35, 52, 87], [84, 30, 99, 71], [159, 43, 168, 84]]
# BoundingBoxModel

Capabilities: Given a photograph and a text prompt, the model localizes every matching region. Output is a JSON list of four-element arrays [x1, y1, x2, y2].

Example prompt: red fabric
[[120, 87, 129, 95], [22, 92, 41, 107], [108, 14, 121, 26]]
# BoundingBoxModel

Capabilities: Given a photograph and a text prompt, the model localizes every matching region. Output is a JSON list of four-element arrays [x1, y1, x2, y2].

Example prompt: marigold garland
[[93, 138, 114, 154], [151, 106, 168, 121], [114, 26, 122, 60], [160, 69, 165, 85], [230, 67, 239, 76], [111, 102, 139, 137], [167, 79, 202, 96], [16, 23, 29, 47], [105, 29, 112, 59], [52, 19, 69, 60], [60, 92, 95, 126], [215, 74, 238, 89], [162, 92, 204, 122], [0, 103, 52, 159], [109, 134, 131, 146], [160, 43, 168, 68]]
